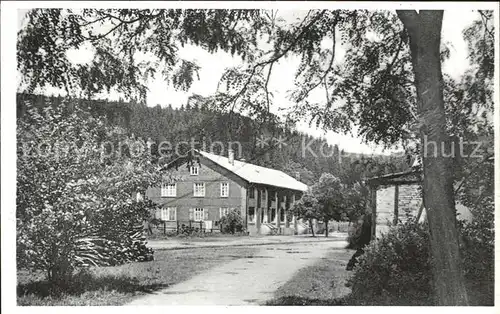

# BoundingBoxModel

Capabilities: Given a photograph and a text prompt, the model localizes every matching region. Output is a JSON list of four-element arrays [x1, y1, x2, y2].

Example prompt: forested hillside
[[17, 92, 410, 185]]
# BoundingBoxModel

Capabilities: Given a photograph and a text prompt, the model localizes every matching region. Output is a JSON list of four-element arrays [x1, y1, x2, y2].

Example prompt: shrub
[[457, 196, 494, 305], [219, 209, 244, 234], [458, 196, 494, 280], [346, 220, 433, 304], [347, 206, 495, 305], [178, 224, 204, 236], [16, 102, 162, 287]]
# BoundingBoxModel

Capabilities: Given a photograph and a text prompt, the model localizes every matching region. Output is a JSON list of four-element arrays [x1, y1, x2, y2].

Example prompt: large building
[[146, 149, 308, 236]]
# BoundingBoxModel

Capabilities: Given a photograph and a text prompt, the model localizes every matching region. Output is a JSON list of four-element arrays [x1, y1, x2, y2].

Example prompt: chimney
[[228, 148, 234, 165]]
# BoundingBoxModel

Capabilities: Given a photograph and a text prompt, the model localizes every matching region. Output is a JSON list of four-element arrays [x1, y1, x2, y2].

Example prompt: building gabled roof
[[196, 150, 308, 192]]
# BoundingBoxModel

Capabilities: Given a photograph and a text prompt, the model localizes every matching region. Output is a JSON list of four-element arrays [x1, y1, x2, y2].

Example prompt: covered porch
[[246, 185, 305, 236]]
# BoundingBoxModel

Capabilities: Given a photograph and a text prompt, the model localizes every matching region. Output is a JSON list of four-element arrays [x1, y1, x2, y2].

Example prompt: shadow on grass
[[266, 294, 437, 306], [267, 288, 494, 306], [266, 295, 352, 306], [17, 270, 170, 299]]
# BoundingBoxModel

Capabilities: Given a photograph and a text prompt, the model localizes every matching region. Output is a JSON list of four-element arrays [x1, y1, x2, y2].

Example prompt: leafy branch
[[223, 10, 327, 112]]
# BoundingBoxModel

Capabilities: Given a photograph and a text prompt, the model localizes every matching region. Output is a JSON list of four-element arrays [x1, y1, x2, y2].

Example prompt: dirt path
[[127, 240, 347, 305]]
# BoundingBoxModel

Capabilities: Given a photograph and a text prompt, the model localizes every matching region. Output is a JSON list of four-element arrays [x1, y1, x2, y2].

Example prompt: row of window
[[248, 188, 290, 202], [161, 182, 229, 197], [160, 182, 295, 201], [159, 207, 232, 221]]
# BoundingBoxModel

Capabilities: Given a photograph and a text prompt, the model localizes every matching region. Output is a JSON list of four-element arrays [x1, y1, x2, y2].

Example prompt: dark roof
[[365, 169, 422, 186]]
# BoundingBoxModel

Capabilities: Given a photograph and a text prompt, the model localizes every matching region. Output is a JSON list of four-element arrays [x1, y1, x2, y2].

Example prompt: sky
[[17, 9, 480, 155]]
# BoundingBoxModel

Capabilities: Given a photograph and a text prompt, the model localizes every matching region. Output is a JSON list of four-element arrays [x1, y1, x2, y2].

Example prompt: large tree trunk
[[309, 219, 315, 237], [397, 10, 468, 305], [325, 220, 329, 237]]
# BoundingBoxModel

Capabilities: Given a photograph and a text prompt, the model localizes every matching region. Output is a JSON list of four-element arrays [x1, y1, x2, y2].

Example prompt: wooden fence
[[145, 220, 221, 236]]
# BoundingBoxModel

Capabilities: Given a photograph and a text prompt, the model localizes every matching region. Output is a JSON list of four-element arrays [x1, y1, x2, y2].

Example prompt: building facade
[[366, 169, 473, 238], [146, 149, 308, 236]]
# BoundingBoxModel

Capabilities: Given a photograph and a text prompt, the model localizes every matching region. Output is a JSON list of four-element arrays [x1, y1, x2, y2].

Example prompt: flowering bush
[[219, 209, 244, 234], [346, 220, 432, 304], [17, 100, 164, 286], [347, 204, 494, 305]]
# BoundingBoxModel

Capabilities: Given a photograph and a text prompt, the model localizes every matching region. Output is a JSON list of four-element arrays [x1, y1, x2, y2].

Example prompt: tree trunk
[[325, 220, 329, 237], [397, 10, 468, 305], [309, 219, 315, 237], [50, 256, 73, 291]]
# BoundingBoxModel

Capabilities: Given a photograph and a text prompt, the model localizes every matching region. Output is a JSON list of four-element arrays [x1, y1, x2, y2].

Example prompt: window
[[262, 189, 266, 200], [190, 166, 199, 175], [160, 207, 177, 221], [220, 207, 230, 219], [248, 207, 255, 223], [194, 208, 204, 221], [270, 192, 276, 201], [161, 183, 176, 197], [193, 183, 205, 197], [220, 182, 229, 197], [249, 188, 255, 199]]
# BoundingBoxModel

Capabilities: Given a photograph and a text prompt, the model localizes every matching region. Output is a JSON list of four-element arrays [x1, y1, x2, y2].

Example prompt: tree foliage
[[17, 9, 494, 149], [16, 9, 418, 142], [18, 9, 263, 101], [291, 192, 319, 222], [219, 209, 245, 234], [17, 8, 495, 304], [311, 173, 346, 222], [312, 173, 368, 224], [292, 173, 368, 237], [16, 100, 165, 285]]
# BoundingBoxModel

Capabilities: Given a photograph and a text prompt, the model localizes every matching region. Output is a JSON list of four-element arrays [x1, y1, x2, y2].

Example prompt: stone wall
[[375, 184, 423, 238], [375, 183, 472, 238]]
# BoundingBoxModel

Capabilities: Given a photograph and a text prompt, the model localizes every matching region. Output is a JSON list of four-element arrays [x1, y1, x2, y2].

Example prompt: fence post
[[189, 220, 192, 229]]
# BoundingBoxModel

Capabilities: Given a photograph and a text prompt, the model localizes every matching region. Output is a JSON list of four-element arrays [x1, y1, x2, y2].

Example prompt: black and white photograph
[[1, 1, 499, 310]]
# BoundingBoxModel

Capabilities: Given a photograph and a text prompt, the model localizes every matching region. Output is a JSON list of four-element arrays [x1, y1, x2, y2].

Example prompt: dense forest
[[17, 92, 410, 186]]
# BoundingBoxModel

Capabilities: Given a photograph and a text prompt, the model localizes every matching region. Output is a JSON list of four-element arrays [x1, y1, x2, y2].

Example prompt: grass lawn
[[267, 249, 494, 306], [267, 248, 354, 305], [17, 246, 258, 306]]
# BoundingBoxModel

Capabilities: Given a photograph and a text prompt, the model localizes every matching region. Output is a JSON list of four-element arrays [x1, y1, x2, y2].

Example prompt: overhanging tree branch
[[295, 18, 338, 105], [224, 10, 327, 110], [265, 62, 274, 112], [454, 152, 494, 194]]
